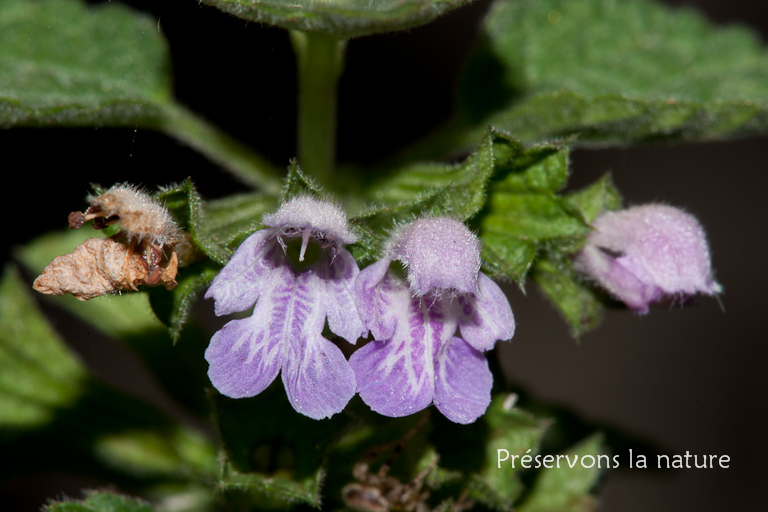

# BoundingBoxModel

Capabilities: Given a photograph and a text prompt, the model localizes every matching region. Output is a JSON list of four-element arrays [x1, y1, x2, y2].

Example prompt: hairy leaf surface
[[414, 0, 768, 158], [202, 0, 474, 38], [0, 0, 280, 190]]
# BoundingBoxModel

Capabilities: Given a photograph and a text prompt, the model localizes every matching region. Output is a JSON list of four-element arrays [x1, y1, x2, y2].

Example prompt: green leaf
[[210, 385, 349, 508], [93, 426, 217, 480], [18, 229, 213, 416], [44, 490, 157, 512], [417, 0, 768, 157], [0, 265, 86, 430], [564, 174, 623, 224], [517, 433, 605, 512], [2, 252, 217, 496], [350, 131, 498, 264], [0, 0, 169, 126], [478, 132, 589, 287], [0, 0, 280, 192], [152, 179, 276, 339], [428, 395, 550, 511], [201, 0, 475, 39], [146, 261, 220, 343], [532, 255, 603, 338], [530, 175, 622, 336], [471, 396, 551, 511]]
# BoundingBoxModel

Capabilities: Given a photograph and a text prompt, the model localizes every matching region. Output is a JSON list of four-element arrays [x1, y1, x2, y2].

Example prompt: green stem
[[290, 31, 346, 188], [159, 103, 283, 196]]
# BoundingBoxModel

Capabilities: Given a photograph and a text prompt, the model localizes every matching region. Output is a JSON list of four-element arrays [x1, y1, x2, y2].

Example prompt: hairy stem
[[290, 31, 346, 188], [159, 103, 283, 196]]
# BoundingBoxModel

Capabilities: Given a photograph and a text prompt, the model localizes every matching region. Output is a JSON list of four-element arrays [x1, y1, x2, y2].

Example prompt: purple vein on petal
[[351, 291, 442, 418], [204, 261, 294, 398], [282, 271, 356, 419], [433, 337, 492, 424], [316, 248, 365, 343], [205, 230, 283, 316]]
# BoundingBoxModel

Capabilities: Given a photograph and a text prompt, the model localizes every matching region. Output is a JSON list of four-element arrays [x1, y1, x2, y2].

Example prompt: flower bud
[[575, 204, 721, 313]]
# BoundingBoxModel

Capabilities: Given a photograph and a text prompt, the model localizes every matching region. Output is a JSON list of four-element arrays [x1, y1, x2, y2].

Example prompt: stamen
[[299, 228, 312, 262]]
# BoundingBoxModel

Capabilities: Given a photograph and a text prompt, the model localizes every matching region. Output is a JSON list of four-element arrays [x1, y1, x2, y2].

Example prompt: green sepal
[[478, 131, 590, 288], [517, 433, 606, 512], [531, 254, 604, 338], [350, 130, 498, 264], [565, 174, 623, 224], [201, 0, 474, 39], [43, 490, 157, 512], [146, 261, 220, 343], [530, 175, 623, 337], [281, 159, 325, 202], [210, 385, 350, 508]]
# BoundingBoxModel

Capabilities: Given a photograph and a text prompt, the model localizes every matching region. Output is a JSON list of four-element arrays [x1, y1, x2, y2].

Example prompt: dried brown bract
[[341, 413, 474, 512], [34, 237, 178, 301], [68, 183, 181, 285]]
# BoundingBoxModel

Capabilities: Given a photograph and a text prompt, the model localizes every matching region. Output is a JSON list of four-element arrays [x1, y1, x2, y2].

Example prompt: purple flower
[[350, 218, 515, 424], [204, 196, 365, 419], [574, 204, 722, 314]]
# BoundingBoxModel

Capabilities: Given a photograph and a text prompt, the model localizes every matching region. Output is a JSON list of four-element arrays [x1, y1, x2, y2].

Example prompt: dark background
[[2, 0, 767, 510]]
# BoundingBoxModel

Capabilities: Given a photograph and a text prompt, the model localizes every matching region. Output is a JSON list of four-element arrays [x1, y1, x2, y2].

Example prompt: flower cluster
[[204, 198, 720, 423], [205, 197, 514, 423]]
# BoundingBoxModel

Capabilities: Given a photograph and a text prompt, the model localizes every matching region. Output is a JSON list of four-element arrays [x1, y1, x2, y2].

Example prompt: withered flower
[[34, 183, 181, 301], [68, 183, 181, 285], [34, 238, 178, 301]]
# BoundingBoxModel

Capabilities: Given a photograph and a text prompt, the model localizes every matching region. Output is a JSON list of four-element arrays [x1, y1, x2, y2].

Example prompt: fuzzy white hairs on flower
[[262, 195, 357, 262], [68, 183, 182, 286]]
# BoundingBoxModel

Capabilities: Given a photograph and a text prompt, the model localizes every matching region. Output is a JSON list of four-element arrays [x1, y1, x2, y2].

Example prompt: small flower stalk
[[204, 196, 365, 420], [575, 204, 722, 313], [350, 217, 515, 424]]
